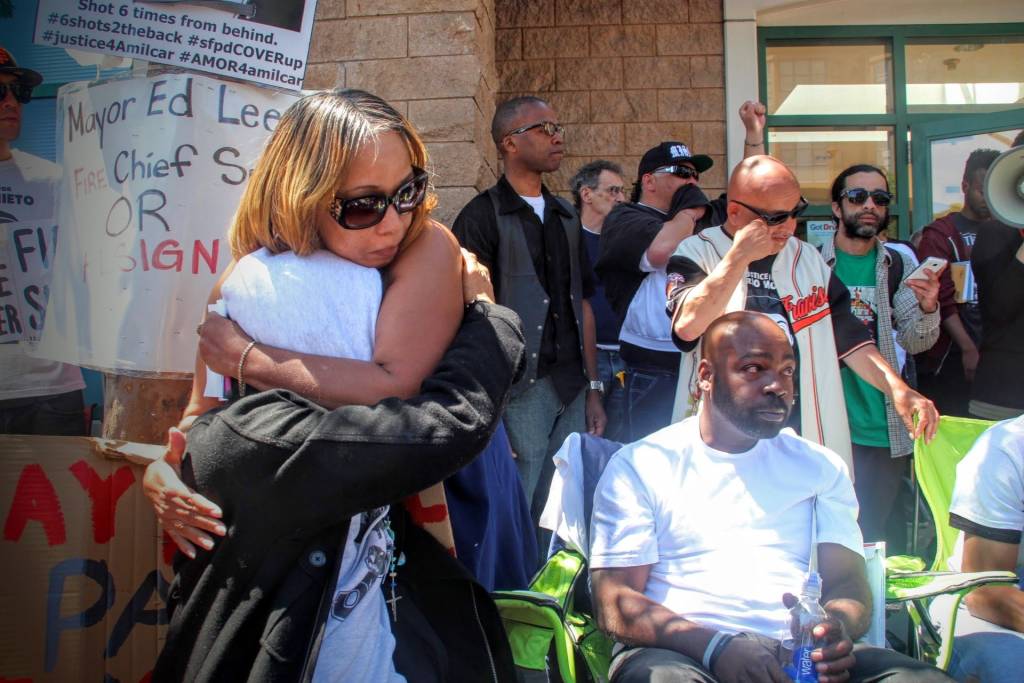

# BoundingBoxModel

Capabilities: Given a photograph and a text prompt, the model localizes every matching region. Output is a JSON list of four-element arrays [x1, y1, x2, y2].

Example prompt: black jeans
[[853, 444, 908, 547], [0, 390, 86, 436], [611, 639, 955, 682]]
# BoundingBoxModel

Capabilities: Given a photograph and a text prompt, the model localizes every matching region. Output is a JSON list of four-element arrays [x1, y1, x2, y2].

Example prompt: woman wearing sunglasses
[[144, 89, 529, 681]]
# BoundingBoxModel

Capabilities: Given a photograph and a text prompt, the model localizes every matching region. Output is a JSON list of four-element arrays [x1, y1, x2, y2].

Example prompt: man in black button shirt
[[452, 96, 605, 522]]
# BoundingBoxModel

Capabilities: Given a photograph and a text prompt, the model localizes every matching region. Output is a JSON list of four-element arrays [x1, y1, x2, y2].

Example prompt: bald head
[[702, 310, 792, 367], [727, 155, 799, 205], [698, 311, 797, 446]]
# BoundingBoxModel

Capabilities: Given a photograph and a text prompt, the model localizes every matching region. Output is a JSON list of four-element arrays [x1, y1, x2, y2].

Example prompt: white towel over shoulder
[[221, 247, 381, 362]]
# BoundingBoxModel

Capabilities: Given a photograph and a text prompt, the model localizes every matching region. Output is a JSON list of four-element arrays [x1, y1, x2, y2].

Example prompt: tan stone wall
[[495, 0, 726, 199], [305, 0, 498, 226]]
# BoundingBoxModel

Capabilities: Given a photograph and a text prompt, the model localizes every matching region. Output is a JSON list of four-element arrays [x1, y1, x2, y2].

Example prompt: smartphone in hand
[[904, 256, 948, 281]]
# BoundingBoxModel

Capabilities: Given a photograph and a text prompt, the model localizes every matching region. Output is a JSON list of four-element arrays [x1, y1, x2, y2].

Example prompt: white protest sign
[[34, 73, 299, 376], [34, 0, 317, 90], [0, 221, 57, 344]]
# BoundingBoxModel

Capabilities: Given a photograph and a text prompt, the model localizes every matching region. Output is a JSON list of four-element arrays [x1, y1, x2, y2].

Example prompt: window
[[759, 24, 1024, 237]]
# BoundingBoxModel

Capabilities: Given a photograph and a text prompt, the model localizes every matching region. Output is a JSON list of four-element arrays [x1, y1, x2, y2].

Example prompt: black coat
[[154, 302, 525, 682]]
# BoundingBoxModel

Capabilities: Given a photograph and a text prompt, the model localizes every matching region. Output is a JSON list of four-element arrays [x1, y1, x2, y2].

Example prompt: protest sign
[[33, 73, 299, 375], [0, 220, 57, 344], [0, 435, 169, 682], [34, 0, 317, 90]]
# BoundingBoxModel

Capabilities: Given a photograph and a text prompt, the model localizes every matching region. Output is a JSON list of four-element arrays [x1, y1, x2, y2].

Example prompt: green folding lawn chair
[[493, 433, 619, 682], [885, 415, 1019, 670]]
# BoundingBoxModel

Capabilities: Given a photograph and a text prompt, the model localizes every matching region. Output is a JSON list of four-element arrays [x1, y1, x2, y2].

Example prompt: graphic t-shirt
[[833, 246, 888, 447], [744, 255, 794, 347], [0, 151, 84, 401], [313, 507, 404, 683]]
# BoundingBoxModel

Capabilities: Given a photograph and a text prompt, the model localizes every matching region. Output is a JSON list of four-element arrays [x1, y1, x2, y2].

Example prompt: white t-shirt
[[590, 416, 864, 638], [947, 416, 1024, 577], [519, 194, 546, 223], [313, 507, 404, 683], [0, 150, 84, 400], [618, 204, 677, 353]]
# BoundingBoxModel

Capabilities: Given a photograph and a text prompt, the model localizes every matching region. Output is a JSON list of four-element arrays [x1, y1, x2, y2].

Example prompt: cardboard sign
[[33, 0, 318, 90], [0, 221, 57, 344], [33, 73, 299, 376], [0, 435, 168, 682]]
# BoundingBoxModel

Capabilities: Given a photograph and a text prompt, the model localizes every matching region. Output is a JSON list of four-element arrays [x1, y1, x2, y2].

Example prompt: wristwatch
[[588, 379, 605, 394]]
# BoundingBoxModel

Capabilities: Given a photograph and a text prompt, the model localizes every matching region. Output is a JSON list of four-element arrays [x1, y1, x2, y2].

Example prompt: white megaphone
[[985, 145, 1024, 229]]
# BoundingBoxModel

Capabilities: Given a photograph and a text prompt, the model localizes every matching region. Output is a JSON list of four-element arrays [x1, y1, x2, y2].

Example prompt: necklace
[[383, 519, 405, 621]]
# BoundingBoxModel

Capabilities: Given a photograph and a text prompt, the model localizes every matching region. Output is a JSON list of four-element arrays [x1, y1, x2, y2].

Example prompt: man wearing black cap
[[595, 101, 766, 440], [0, 47, 86, 435]]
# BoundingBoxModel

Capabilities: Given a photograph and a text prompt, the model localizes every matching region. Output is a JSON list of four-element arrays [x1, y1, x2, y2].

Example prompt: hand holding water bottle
[[781, 586, 856, 683]]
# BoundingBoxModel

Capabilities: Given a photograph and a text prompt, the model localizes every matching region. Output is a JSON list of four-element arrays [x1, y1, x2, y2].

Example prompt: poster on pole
[[33, 0, 318, 90], [33, 73, 299, 376]]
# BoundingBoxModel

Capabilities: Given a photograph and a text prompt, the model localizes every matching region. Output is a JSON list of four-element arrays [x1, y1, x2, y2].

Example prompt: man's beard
[[966, 194, 991, 220], [710, 377, 792, 440], [841, 209, 889, 240]]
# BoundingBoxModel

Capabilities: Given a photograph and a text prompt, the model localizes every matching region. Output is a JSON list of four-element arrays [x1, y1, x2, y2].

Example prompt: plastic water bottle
[[782, 571, 827, 682]]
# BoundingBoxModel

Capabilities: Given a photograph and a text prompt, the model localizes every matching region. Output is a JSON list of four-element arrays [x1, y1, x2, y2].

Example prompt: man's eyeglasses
[[329, 168, 429, 230], [840, 188, 893, 207], [731, 197, 809, 226], [0, 82, 32, 105], [652, 165, 699, 181], [599, 185, 625, 197], [505, 121, 565, 138]]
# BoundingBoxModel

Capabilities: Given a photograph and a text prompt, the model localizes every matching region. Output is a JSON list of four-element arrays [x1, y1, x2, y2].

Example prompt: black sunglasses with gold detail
[[730, 197, 809, 226], [505, 120, 565, 139], [0, 82, 33, 104], [329, 168, 429, 230]]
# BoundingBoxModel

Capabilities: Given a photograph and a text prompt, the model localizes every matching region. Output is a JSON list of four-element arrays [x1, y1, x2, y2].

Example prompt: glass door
[[910, 109, 1024, 231]]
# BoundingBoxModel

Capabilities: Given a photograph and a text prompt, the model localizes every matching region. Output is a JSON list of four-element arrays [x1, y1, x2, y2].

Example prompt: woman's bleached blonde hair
[[229, 88, 435, 260]]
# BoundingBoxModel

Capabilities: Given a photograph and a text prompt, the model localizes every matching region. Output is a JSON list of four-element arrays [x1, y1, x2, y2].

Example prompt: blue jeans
[[503, 377, 586, 521], [624, 364, 678, 442], [597, 348, 627, 443], [932, 591, 1024, 682]]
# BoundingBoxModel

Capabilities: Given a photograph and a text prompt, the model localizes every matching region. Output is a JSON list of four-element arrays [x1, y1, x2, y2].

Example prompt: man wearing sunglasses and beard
[[820, 164, 941, 547], [0, 47, 86, 436], [666, 156, 938, 476], [595, 101, 767, 440]]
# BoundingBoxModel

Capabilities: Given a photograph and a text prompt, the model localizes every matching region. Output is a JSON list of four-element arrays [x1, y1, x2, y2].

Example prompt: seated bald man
[[667, 155, 937, 473], [590, 311, 953, 683]]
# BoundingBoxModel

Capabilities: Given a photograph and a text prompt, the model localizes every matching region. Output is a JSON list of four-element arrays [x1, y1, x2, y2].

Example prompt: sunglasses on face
[[329, 168, 429, 230], [599, 184, 625, 197], [653, 165, 699, 181], [840, 188, 893, 207], [505, 120, 565, 138], [731, 196, 809, 226], [0, 82, 32, 105]]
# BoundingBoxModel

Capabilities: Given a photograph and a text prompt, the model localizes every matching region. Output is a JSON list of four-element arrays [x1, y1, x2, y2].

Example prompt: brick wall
[[495, 0, 726, 199], [305, 0, 498, 226]]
